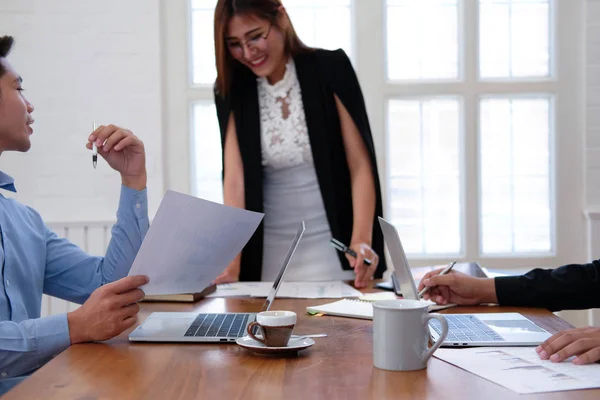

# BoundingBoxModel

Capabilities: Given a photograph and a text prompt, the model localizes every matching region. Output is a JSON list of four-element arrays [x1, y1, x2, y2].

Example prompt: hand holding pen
[[92, 121, 98, 169], [416, 262, 497, 306], [330, 238, 379, 288], [418, 261, 456, 298], [330, 238, 372, 266], [87, 123, 147, 190]]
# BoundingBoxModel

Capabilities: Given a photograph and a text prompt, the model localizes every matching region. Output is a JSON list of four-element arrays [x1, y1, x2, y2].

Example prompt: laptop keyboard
[[184, 313, 250, 338], [429, 315, 505, 343]]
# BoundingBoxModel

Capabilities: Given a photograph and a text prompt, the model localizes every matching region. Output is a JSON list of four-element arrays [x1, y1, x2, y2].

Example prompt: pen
[[92, 121, 97, 169], [330, 238, 372, 266], [418, 260, 457, 298]]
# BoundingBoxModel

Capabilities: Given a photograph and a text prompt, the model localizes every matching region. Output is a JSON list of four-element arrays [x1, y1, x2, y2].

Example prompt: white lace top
[[257, 59, 313, 169]]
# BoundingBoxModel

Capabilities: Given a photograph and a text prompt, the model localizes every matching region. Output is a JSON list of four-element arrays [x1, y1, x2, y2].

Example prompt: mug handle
[[247, 321, 266, 344], [422, 314, 449, 363]]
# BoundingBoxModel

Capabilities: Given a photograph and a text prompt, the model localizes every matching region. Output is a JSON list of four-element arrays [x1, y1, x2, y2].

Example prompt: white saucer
[[236, 336, 315, 354]]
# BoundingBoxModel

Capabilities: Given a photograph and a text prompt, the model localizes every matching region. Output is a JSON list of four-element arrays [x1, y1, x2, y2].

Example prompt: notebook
[[307, 299, 374, 319], [306, 298, 447, 320]]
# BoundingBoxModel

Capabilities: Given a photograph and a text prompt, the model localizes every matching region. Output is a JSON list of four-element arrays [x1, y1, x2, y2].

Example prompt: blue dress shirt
[[0, 171, 149, 394]]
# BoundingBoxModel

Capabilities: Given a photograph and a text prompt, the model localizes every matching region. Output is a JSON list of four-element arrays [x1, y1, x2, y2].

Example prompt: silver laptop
[[378, 217, 552, 347], [129, 221, 305, 343]]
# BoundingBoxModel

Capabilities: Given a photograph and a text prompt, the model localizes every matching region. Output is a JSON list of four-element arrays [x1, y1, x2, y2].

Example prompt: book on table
[[142, 284, 216, 303]]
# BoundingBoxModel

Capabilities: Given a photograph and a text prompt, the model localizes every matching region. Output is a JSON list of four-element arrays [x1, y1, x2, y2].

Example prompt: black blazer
[[495, 259, 600, 311], [215, 48, 387, 281]]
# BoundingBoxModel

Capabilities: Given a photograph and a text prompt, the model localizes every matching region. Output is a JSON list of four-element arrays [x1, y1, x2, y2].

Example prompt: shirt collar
[[0, 171, 17, 193]]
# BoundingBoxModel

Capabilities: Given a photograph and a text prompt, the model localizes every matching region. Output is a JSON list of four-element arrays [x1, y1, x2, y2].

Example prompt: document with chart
[[434, 347, 600, 394], [128, 190, 263, 295]]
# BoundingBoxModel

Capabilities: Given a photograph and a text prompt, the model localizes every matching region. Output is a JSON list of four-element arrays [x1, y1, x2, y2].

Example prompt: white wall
[[587, 1, 600, 214], [0, 0, 164, 222], [587, 1, 600, 208], [585, 0, 600, 326]]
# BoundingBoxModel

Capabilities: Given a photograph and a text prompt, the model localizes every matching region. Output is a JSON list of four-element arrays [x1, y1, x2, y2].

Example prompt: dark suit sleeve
[[494, 259, 600, 311], [316, 49, 387, 279], [214, 86, 231, 178], [318, 49, 378, 163]]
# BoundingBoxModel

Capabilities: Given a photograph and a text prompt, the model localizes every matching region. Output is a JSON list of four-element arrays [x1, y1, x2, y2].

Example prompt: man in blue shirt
[[0, 35, 150, 394]]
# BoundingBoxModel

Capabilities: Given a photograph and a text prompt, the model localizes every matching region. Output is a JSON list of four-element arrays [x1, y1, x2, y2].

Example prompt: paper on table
[[128, 190, 263, 295], [207, 281, 351, 298], [434, 347, 600, 394], [205, 282, 254, 298], [341, 282, 362, 297]]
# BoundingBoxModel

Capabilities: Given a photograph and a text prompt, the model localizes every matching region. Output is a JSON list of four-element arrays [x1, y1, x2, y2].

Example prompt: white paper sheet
[[341, 283, 363, 297], [206, 281, 355, 299], [128, 190, 263, 295], [434, 347, 600, 394]]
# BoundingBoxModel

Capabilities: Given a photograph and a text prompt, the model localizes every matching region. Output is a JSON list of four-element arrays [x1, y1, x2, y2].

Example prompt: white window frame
[[162, 0, 586, 270]]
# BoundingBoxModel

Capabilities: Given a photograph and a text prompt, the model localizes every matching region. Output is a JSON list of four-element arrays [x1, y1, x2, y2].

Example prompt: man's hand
[[67, 275, 149, 344], [537, 327, 600, 365], [346, 242, 379, 289], [417, 269, 497, 305], [86, 124, 147, 190]]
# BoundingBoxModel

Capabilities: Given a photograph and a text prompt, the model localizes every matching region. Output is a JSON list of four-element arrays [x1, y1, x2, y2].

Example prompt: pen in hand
[[92, 121, 97, 169], [418, 260, 457, 298], [330, 238, 372, 266]]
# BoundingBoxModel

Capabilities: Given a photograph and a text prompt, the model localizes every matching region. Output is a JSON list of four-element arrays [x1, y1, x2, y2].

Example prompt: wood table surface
[[3, 289, 599, 400]]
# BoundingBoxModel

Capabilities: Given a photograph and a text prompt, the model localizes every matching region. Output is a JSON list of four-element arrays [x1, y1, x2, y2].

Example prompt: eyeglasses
[[227, 24, 273, 56]]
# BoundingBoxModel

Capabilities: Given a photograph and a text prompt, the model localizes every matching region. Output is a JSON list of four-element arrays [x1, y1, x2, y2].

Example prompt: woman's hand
[[214, 259, 241, 284], [346, 242, 379, 288]]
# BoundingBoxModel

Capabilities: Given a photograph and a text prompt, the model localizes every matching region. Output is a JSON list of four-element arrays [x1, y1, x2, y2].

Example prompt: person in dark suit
[[212, 0, 386, 287], [418, 260, 600, 365]]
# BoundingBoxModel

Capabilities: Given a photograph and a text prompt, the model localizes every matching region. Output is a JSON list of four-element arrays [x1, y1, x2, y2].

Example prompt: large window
[[165, 0, 583, 268], [384, 0, 558, 263]]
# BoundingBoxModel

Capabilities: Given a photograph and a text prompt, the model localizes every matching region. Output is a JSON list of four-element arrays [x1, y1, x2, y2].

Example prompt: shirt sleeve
[[43, 185, 149, 304], [0, 314, 70, 379], [494, 259, 600, 311], [316, 49, 387, 279]]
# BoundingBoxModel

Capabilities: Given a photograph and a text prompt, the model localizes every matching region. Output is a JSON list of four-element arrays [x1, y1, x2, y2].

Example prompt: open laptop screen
[[260, 221, 305, 312], [378, 217, 420, 300]]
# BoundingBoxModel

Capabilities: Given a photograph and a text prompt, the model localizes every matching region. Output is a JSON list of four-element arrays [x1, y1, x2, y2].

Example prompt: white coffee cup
[[372, 299, 449, 371]]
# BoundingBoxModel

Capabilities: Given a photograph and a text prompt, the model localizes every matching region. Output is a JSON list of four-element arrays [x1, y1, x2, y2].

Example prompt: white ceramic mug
[[372, 299, 449, 371]]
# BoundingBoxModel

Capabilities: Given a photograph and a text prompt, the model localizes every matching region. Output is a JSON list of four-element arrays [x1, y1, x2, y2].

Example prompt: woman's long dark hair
[[214, 0, 310, 98]]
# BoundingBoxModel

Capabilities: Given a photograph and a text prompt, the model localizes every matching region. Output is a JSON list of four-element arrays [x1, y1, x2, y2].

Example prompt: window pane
[[191, 2, 217, 84], [285, 1, 352, 59], [387, 0, 459, 80], [192, 102, 223, 203], [388, 98, 462, 255], [480, 97, 552, 254], [479, 0, 550, 79], [191, 0, 352, 84]]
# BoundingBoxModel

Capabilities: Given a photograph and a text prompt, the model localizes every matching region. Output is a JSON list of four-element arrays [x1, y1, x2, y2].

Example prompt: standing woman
[[213, 0, 386, 288]]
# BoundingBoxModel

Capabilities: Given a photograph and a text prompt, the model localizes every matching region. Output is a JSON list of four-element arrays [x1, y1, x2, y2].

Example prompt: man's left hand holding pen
[[86, 124, 147, 191]]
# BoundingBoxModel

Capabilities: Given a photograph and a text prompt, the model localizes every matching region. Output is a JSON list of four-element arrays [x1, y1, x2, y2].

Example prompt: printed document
[[434, 347, 600, 394], [128, 190, 263, 295]]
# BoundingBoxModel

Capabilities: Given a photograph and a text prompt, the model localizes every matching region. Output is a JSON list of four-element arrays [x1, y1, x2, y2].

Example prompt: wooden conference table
[[3, 284, 599, 400]]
